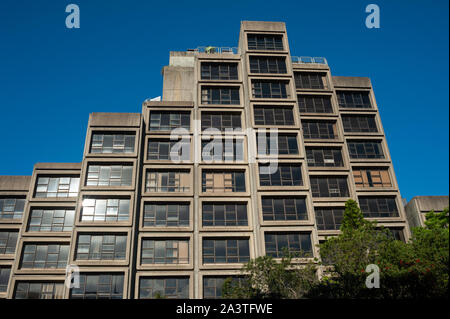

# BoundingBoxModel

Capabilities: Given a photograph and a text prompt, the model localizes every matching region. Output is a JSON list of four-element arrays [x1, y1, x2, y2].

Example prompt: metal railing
[[291, 56, 328, 65], [188, 46, 239, 54]]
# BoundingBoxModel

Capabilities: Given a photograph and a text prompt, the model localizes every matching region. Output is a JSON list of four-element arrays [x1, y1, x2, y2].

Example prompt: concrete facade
[[0, 21, 412, 299], [404, 196, 449, 229]]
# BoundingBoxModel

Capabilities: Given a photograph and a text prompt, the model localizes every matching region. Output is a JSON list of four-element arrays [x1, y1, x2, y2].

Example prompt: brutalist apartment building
[[0, 21, 410, 299]]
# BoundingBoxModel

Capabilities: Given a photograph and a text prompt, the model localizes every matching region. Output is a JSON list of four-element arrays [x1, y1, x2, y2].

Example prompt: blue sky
[[0, 0, 448, 201]]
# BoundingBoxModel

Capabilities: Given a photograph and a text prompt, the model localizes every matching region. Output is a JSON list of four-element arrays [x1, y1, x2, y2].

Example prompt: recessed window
[[149, 111, 190, 132], [342, 115, 377, 133], [302, 120, 337, 139], [143, 203, 190, 227], [249, 56, 287, 74], [86, 165, 132, 186], [0, 198, 25, 220], [75, 234, 127, 261], [252, 80, 290, 99], [147, 138, 190, 161], [359, 196, 399, 218], [347, 141, 384, 159], [254, 106, 294, 126], [90, 133, 135, 154], [27, 208, 75, 232], [0, 267, 11, 293], [259, 164, 303, 187], [294, 72, 328, 90], [264, 232, 313, 258], [141, 239, 189, 264], [202, 202, 248, 226], [139, 277, 189, 299], [247, 34, 283, 51], [0, 231, 18, 255], [14, 282, 64, 299], [145, 170, 191, 193], [298, 95, 333, 113], [306, 147, 344, 167], [202, 170, 246, 193], [70, 273, 124, 299], [201, 87, 240, 105], [80, 197, 129, 222], [337, 91, 371, 108], [257, 133, 298, 155], [310, 176, 349, 197], [201, 63, 238, 80], [353, 168, 392, 188], [201, 112, 242, 132], [203, 276, 244, 299], [203, 238, 250, 263], [35, 176, 79, 198], [20, 243, 69, 269], [387, 227, 405, 242], [202, 138, 244, 162], [315, 207, 344, 230], [261, 197, 308, 221]]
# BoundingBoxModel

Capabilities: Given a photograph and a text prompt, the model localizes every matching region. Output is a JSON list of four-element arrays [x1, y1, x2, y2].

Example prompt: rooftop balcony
[[187, 46, 239, 54], [291, 56, 328, 65]]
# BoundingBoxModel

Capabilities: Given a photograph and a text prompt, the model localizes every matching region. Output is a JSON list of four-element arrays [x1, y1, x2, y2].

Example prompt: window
[[261, 197, 307, 221], [70, 273, 124, 299], [90, 133, 135, 154], [147, 139, 190, 161], [315, 207, 344, 230], [201, 112, 242, 132], [359, 197, 399, 218], [20, 243, 69, 269], [254, 106, 294, 126], [310, 176, 349, 197], [264, 232, 312, 258], [387, 228, 405, 242], [203, 238, 250, 263], [342, 115, 377, 133], [27, 208, 75, 232], [0, 267, 11, 293], [76, 234, 127, 261], [144, 203, 189, 227], [337, 91, 371, 108], [201, 63, 238, 80], [249, 56, 287, 74], [252, 80, 289, 99], [141, 239, 189, 264], [35, 176, 79, 198], [145, 170, 191, 193], [257, 133, 298, 155], [86, 165, 132, 186], [259, 164, 303, 187], [353, 168, 392, 188], [202, 171, 246, 193], [306, 147, 344, 167], [14, 282, 64, 299], [80, 198, 130, 222], [202, 138, 244, 162], [203, 276, 244, 299], [149, 111, 190, 132], [0, 198, 25, 220], [302, 120, 337, 139], [0, 231, 18, 254], [347, 141, 384, 159], [298, 95, 333, 113], [202, 203, 248, 226], [139, 277, 189, 299], [294, 72, 328, 90], [201, 87, 240, 105], [247, 34, 283, 51]]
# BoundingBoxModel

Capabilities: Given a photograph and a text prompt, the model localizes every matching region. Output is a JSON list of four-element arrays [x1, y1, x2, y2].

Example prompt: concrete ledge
[[241, 21, 286, 32], [332, 76, 372, 88], [414, 196, 449, 212], [0, 176, 31, 191], [89, 113, 141, 127], [34, 163, 82, 170]]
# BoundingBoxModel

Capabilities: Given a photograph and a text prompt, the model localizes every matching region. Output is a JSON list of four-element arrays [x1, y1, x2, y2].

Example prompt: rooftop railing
[[188, 46, 239, 54], [291, 56, 328, 65]]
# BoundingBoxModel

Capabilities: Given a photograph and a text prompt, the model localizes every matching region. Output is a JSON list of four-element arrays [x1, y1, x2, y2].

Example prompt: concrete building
[[0, 21, 411, 299], [405, 196, 449, 229]]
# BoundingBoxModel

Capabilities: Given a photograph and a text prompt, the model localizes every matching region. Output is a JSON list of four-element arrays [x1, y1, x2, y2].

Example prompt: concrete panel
[[241, 21, 286, 32], [162, 66, 195, 102], [0, 176, 31, 191], [415, 196, 449, 212], [34, 163, 82, 170], [89, 113, 141, 127], [332, 76, 372, 88]]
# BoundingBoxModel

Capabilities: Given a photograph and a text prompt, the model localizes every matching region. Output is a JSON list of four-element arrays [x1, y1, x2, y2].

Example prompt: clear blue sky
[[0, 0, 448, 201]]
